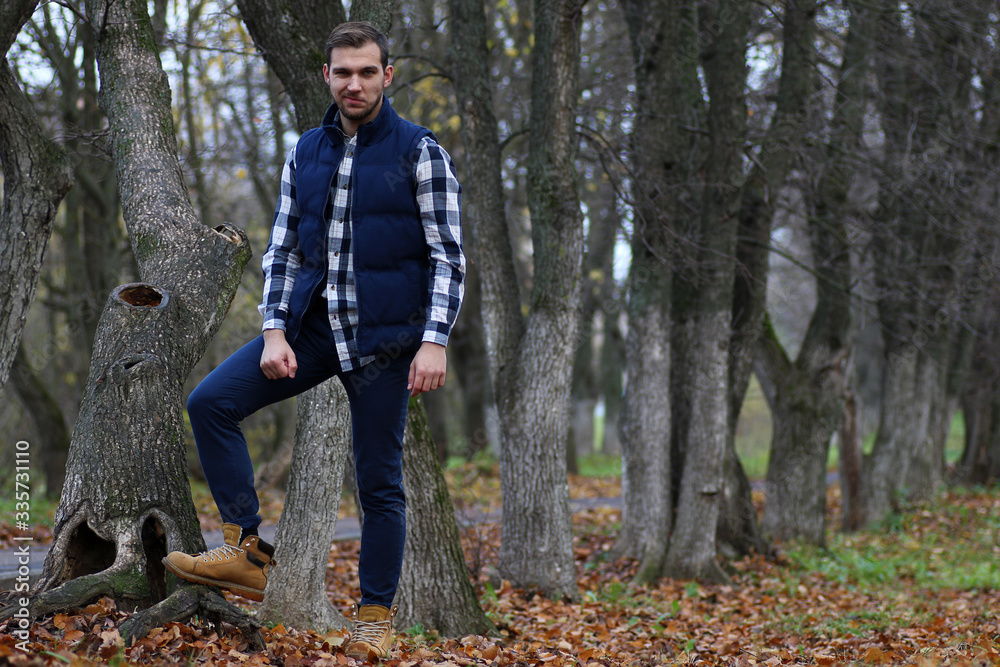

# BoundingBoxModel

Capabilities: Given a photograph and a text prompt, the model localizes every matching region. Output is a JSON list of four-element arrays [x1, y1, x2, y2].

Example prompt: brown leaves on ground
[[1, 478, 998, 667]]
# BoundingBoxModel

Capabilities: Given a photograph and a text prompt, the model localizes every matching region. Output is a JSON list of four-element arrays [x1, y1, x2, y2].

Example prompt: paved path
[[0, 498, 620, 591]]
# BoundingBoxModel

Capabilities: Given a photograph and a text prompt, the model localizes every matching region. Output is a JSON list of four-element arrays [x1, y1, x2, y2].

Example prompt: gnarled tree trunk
[[0, 0, 256, 647]]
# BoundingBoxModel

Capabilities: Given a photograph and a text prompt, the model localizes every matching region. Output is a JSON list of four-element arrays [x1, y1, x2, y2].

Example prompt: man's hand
[[408, 342, 447, 397], [261, 329, 298, 379]]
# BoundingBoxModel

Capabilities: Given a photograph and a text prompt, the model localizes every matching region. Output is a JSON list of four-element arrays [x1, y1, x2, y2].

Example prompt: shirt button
[[334, 252, 340, 257]]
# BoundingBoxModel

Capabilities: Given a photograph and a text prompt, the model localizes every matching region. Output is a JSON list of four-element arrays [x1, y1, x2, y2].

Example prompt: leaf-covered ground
[[1, 464, 999, 666]]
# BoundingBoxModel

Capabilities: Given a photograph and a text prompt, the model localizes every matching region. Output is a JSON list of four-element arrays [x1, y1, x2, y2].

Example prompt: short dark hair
[[325, 22, 390, 70]]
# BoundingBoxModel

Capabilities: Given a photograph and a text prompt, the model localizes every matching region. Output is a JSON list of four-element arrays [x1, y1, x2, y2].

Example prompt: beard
[[339, 97, 380, 122]]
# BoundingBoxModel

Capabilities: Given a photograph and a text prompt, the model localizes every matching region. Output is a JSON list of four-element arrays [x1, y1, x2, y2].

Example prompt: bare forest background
[[1, 0, 1000, 639]]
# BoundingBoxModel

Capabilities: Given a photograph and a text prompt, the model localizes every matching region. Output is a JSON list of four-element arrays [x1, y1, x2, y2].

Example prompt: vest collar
[[321, 95, 398, 148]]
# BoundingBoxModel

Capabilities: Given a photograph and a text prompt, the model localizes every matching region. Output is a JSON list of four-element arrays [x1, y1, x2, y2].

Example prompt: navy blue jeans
[[187, 299, 413, 607]]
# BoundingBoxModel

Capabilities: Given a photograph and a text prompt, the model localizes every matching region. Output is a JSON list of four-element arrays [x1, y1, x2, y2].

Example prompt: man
[[162, 21, 464, 660]]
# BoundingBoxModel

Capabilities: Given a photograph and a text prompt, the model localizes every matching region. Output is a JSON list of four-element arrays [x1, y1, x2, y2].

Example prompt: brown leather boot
[[162, 523, 276, 602], [346, 603, 398, 660]]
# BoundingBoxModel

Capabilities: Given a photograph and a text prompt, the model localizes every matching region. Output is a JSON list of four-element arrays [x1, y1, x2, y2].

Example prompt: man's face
[[323, 42, 393, 130]]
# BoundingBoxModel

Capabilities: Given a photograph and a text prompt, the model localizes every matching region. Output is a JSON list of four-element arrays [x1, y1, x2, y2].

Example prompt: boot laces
[[199, 543, 243, 562], [350, 605, 394, 647], [350, 617, 392, 646]]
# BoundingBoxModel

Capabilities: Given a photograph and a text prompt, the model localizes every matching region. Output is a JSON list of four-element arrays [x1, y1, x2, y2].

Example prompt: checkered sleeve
[[415, 137, 466, 346], [258, 146, 304, 331]]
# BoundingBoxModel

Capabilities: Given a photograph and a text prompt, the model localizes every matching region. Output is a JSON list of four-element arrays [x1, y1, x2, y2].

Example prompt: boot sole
[[161, 557, 266, 602]]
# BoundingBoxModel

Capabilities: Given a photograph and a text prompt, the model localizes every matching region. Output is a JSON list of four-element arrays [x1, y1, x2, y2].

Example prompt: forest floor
[[1, 460, 999, 666]]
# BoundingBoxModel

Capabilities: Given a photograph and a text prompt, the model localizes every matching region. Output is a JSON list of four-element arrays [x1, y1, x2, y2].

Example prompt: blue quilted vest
[[284, 97, 433, 357]]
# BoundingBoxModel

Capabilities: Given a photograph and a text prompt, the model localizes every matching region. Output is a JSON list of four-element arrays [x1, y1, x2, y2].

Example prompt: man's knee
[[187, 381, 221, 424]]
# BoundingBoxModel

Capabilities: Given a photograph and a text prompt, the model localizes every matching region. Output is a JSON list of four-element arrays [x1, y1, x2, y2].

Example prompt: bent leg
[[188, 333, 336, 535]]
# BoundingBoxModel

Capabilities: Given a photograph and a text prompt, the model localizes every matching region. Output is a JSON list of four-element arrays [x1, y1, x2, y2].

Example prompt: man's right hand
[[260, 329, 297, 379]]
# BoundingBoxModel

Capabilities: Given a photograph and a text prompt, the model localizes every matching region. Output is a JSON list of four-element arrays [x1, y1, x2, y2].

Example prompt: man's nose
[[347, 75, 363, 90]]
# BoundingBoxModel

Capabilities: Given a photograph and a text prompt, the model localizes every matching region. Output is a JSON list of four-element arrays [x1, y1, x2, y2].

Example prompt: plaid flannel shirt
[[258, 127, 465, 372]]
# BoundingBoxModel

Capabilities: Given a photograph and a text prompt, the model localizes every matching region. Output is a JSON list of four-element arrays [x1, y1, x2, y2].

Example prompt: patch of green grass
[[0, 493, 59, 528], [578, 453, 621, 477], [784, 487, 1000, 593], [734, 377, 772, 479]]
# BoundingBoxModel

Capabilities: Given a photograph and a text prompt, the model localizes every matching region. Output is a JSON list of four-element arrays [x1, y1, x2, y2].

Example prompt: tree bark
[[755, 0, 865, 545], [0, 0, 74, 399], [233, 0, 347, 133], [259, 380, 352, 631], [491, 0, 586, 601], [664, 0, 750, 584], [613, 0, 698, 584], [449, 0, 581, 599], [3, 0, 253, 636], [861, 1, 986, 522], [395, 400, 497, 636]]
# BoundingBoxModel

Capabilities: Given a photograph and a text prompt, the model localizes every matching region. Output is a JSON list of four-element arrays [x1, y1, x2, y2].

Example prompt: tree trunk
[[758, 319, 848, 545], [861, 346, 933, 519], [599, 315, 624, 456], [449, 0, 581, 599], [613, 0, 698, 583], [570, 180, 618, 462], [958, 301, 1000, 485], [232, 0, 347, 133], [395, 400, 497, 636], [616, 239, 672, 584], [754, 0, 864, 546], [448, 261, 492, 458], [492, 0, 586, 601], [1, 0, 255, 644], [724, 0, 817, 557], [0, 0, 74, 398], [862, 1, 988, 521], [838, 389, 864, 531], [259, 380, 352, 631], [664, 0, 750, 584]]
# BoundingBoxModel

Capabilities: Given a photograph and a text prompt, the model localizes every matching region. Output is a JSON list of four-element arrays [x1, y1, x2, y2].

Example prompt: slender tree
[[861, 1, 989, 521], [449, 0, 584, 599], [664, 0, 752, 583], [614, 0, 698, 584], [754, 0, 859, 546]]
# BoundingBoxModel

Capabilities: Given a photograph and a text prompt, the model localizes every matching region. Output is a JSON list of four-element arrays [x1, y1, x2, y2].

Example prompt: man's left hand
[[408, 342, 447, 397]]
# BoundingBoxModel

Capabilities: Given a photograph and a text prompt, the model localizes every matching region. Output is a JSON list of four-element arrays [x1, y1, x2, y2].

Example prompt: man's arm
[[409, 137, 466, 396], [258, 146, 304, 333], [258, 147, 304, 379]]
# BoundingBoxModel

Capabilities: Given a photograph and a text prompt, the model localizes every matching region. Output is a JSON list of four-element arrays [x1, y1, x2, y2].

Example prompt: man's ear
[[323, 63, 330, 84], [383, 64, 394, 88]]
